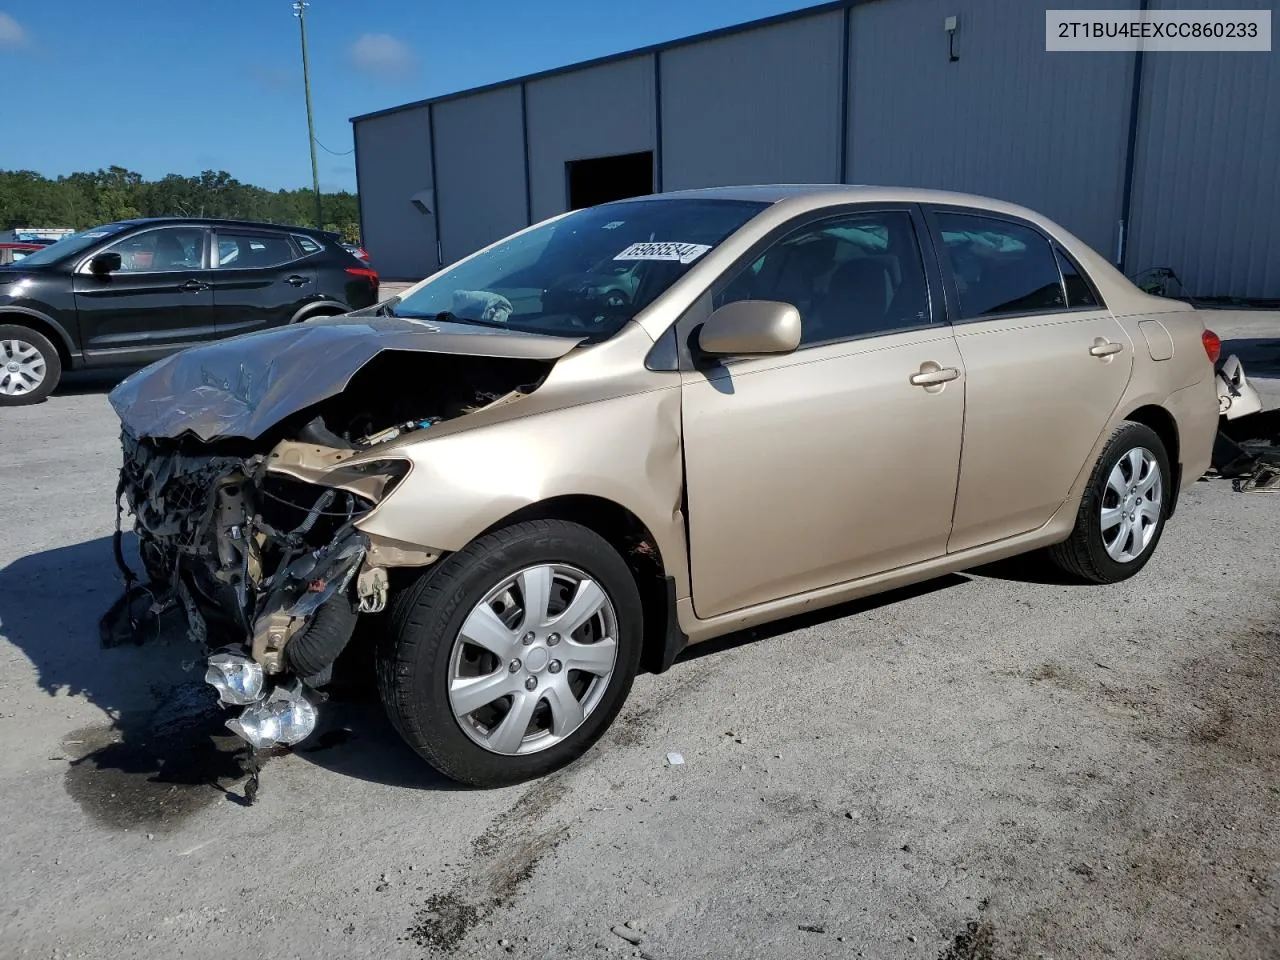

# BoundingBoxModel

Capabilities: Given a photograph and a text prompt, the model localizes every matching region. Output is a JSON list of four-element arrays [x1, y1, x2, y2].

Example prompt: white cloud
[[0, 13, 27, 48], [349, 33, 415, 80]]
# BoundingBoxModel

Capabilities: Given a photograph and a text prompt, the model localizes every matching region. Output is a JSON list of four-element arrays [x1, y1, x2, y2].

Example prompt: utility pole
[[293, 0, 323, 228]]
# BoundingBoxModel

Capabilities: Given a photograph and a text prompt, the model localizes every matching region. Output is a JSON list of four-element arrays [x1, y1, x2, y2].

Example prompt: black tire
[[0, 324, 61, 406], [378, 519, 644, 787], [1048, 420, 1171, 584]]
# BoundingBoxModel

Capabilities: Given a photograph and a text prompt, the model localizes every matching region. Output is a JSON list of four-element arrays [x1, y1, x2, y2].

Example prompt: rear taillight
[[346, 266, 379, 290], [1202, 328, 1221, 364]]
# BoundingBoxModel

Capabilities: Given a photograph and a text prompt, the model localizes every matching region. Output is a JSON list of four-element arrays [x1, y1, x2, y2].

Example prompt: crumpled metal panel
[[107, 313, 582, 442]]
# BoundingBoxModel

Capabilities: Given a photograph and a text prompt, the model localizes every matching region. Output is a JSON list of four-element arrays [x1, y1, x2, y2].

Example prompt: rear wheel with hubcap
[[0, 324, 61, 406], [379, 519, 643, 786], [1048, 420, 1171, 583]]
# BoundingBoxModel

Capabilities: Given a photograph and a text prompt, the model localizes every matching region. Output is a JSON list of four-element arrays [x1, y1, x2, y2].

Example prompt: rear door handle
[[179, 279, 210, 292], [910, 364, 961, 387], [1090, 339, 1124, 357], [285, 275, 309, 287]]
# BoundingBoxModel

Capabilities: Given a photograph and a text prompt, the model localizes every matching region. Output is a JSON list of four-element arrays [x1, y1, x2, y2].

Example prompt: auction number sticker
[[614, 241, 712, 264]]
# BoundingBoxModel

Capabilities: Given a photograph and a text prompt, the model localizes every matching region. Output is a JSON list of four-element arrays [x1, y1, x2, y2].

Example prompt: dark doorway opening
[[566, 151, 654, 210]]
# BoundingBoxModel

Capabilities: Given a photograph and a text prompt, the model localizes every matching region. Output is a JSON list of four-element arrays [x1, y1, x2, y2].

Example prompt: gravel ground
[[1, 328, 1278, 960]]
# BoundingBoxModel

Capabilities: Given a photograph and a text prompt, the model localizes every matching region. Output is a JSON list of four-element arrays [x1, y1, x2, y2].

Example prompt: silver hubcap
[[448, 563, 618, 756], [0, 339, 46, 396], [1101, 446, 1162, 563]]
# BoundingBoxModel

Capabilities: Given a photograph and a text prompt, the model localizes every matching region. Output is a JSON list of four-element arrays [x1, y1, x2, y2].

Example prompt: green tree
[[0, 167, 361, 241]]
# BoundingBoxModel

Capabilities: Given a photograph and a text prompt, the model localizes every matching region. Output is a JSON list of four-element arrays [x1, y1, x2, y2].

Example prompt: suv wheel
[[0, 324, 61, 406], [378, 520, 644, 787], [1048, 420, 1171, 583]]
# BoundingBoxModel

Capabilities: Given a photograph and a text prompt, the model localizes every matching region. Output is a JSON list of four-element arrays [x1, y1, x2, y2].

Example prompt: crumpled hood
[[108, 313, 583, 442]]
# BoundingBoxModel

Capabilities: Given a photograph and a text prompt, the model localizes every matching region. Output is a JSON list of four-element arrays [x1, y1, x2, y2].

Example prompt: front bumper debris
[[100, 428, 404, 777], [100, 320, 563, 795]]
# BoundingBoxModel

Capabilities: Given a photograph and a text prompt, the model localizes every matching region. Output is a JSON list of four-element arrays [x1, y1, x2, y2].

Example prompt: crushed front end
[[98, 317, 570, 772], [105, 424, 419, 757]]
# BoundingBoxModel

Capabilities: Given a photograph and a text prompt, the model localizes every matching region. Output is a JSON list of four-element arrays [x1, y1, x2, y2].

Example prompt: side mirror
[[697, 300, 801, 358], [89, 252, 122, 276]]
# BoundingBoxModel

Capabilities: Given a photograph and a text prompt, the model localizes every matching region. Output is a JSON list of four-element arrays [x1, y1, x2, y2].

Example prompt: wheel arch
[[289, 300, 348, 324], [0, 309, 75, 368], [477, 494, 687, 675], [1120, 403, 1181, 514]]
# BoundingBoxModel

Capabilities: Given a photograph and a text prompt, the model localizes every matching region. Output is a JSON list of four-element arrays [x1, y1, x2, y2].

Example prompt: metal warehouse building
[[350, 0, 1278, 298]]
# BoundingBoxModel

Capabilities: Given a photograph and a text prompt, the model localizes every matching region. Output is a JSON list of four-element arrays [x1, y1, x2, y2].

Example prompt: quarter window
[[1054, 245, 1101, 308], [715, 211, 932, 346], [101, 227, 207, 273], [293, 234, 322, 255], [934, 212, 1066, 319], [215, 232, 296, 269]]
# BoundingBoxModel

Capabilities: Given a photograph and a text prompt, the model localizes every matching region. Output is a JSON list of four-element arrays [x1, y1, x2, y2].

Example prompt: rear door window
[[214, 231, 297, 269], [933, 212, 1066, 319]]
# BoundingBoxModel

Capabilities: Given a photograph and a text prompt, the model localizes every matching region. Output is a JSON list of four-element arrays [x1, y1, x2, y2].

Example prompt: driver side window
[[714, 211, 932, 347], [101, 227, 208, 273]]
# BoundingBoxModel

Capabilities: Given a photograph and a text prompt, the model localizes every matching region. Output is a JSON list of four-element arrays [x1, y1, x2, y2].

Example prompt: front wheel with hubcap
[[0, 324, 61, 406], [378, 519, 643, 787], [1048, 420, 1171, 583]]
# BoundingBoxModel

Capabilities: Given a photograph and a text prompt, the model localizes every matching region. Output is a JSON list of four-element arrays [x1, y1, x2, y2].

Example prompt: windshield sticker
[[614, 241, 712, 265]]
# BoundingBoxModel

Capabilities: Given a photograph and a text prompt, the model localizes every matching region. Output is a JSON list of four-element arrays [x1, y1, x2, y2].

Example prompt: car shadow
[[964, 551, 1085, 585], [673, 572, 972, 665], [3, 532, 1083, 808], [0, 534, 464, 824], [53, 367, 135, 397]]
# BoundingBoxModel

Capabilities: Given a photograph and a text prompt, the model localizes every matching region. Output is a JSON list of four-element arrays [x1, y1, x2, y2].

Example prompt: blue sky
[[0, 0, 819, 192]]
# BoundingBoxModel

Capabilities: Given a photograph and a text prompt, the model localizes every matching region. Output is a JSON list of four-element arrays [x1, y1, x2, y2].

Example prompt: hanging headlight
[[205, 649, 266, 705], [226, 680, 319, 749]]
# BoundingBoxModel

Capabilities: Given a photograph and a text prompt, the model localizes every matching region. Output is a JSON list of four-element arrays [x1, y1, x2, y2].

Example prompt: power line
[[314, 138, 354, 156]]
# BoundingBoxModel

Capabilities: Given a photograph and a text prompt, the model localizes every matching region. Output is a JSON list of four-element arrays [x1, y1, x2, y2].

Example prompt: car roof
[[610, 183, 1060, 223], [108, 217, 332, 237]]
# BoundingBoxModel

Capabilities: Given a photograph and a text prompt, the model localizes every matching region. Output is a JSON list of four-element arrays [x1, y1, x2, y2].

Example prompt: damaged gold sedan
[[104, 186, 1220, 787]]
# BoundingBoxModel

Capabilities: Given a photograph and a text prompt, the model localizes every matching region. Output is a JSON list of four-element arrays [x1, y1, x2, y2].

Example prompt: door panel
[[72, 225, 215, 364], [925, 202, 1139, 552], [947, 313, 1133, 551], [211, 230, 312, 335], [74, 273, 216, 356], [682, 329, 966, 619]]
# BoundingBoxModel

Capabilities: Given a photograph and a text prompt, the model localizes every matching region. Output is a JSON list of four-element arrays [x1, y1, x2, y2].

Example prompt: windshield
[[10, 222, 133, 268], [394, 198, 770, 340]]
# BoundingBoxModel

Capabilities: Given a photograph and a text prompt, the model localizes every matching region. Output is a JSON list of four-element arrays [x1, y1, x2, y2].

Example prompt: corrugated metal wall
[[846, 0, 1138, 258], [353, 0, 1278, 296], [1126, 0, 1280, 297], [431, 86, 529, 264], [525, 56, 657, 222], [352, 106, 436, 279], [659, 12, 845, 190]]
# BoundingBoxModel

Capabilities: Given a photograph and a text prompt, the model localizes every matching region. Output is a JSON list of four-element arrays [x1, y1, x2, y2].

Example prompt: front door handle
[[1090, 338, 1124, 357], [910, 363, 961, 387], [179, 279, 210, 292], [285, 275, 310, 287]]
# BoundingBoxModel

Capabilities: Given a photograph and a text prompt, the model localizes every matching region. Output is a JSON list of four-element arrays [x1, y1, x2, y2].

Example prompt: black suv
[[0, 218, 380, 405]]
